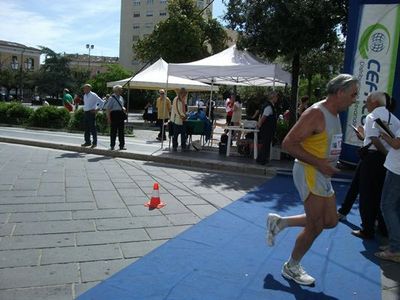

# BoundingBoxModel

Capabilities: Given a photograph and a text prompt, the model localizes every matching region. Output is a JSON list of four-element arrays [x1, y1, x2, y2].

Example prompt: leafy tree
[[34, 47, 73, 97], [134, 0, 228, 63], [87, 64, 131, 97], [0, 69, 18, 96], [223, 0, 347, 125], [70, 68, 90, 95], [298, 38, 345, 101]]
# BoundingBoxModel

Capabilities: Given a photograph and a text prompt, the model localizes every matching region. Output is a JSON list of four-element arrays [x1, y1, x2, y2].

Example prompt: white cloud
[[0, 1, 120, 57]]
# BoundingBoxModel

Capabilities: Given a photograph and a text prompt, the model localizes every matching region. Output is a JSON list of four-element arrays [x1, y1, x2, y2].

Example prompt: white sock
[[277, 217, 288, 230], [288, 256, 300, 267]]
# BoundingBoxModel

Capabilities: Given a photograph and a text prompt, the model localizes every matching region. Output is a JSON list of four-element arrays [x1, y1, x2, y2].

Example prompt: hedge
[[29, 106, 71, 129], [0, 102, 33, 125]]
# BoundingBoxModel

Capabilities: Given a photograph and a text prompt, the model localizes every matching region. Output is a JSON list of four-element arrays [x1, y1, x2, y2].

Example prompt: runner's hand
[[316, 158, 339, 177]]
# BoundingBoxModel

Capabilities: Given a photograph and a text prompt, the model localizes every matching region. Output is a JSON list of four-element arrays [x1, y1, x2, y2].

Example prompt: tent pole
[[208, 78, 215, 147], [208, 78, 214, 119], [273, 73, 276, 91], [127, 82, 130, 123], [161, 65, 170, 150]]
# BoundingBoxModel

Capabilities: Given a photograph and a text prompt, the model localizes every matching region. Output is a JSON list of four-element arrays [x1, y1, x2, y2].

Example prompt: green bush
[[29, 106, 71, 129], [0, 102, 33, 125], [68, 109, 109, 134], [68, 108, 85, 131], [0, 102, 9, 123], [275, 119, 291, 145], [96, 111, 109, 134]]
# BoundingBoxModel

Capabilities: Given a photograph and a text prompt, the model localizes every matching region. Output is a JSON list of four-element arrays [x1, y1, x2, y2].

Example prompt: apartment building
[[119, 0, 213, 70], [0, 40, 41, 72]]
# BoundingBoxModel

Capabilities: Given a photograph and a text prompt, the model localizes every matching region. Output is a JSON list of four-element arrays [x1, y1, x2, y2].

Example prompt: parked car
[[31, 95, 43, 105], [44, 96, 63, 106]]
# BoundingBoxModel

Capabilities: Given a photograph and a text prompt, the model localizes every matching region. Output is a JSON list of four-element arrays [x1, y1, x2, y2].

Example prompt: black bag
[[237, 139, 251, 157], [220, 133, 228, 143], [112, 95, 127, 120], [218, 142, 227, 155], [357, 142, 372, 159]]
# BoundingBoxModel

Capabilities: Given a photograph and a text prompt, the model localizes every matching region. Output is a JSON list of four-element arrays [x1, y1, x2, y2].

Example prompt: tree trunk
[[289, 53, 300, 127], [307, 73, 312, 99]]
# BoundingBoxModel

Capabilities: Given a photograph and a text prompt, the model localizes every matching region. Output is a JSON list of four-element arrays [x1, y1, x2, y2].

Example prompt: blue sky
[[0, 0, 226, 58]]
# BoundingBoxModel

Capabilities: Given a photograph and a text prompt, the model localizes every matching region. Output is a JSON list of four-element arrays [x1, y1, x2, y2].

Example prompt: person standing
[[225, 95, 234, 125], [266, 74, 359, 285], [297, 95, 309, 118], [73, 93, 83, 110], [106, 85, 127, 151], [376, 119, 400, 262], [81, 84, 104, 148], [256, 91, 278, 165], [351, 92, 400, 239], [170, 88, 188, 151], [156, 89, 171, 141], [63, 88, 74, 112]]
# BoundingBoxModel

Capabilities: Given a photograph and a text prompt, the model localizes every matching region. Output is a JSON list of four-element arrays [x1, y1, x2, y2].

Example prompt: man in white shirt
[[352, 91, 400, 239], [256, 91, 278, 165], [377, 126, 400, 262], [81, 84, 104, 148]]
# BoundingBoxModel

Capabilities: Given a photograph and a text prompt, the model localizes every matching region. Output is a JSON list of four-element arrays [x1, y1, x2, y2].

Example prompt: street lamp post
[[86, 44, 94, 74], [19, 49, 26, 100], [10, 59, 19, 99]]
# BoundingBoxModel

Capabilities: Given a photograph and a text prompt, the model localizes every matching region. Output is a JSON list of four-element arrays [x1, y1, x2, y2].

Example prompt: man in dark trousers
[[256, 91, 279, 165], [352, 91, 400, 239], [81, 84, 104, 148], [106, 85, 127, 151]]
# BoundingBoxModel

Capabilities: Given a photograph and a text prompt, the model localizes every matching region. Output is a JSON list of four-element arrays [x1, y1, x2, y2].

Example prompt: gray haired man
[[266, 74, 359, 285], [106, 85, 127, 150]]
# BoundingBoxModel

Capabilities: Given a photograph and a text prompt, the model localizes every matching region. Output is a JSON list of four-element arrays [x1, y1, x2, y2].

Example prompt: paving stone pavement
[[0, 143, 266, 300]]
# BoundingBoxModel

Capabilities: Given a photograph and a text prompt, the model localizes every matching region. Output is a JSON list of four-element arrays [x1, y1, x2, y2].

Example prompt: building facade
[[119, 0, 213, 70], [65, 53, 119, 78], [0, 40, 41, 73], [0, 40, 41, 100]]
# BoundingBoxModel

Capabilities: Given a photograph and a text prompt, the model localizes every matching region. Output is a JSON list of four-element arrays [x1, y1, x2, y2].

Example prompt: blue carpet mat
[[78, 175, 381, 300]]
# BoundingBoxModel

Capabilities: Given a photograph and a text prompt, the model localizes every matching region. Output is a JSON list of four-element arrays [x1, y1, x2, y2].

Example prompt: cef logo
[[359, 23, 391, 59]]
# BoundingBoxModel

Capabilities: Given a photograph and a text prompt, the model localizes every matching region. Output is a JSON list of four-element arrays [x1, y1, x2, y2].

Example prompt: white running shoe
[[266, 213, 282, 247], [282, 262, 315, 286]]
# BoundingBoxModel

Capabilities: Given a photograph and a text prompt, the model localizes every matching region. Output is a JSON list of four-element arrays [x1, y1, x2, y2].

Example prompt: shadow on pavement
[[263, 274, 339, 300]]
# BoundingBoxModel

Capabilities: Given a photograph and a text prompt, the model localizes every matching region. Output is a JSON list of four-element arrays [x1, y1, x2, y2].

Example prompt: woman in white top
[[231, 96, 242, 140]]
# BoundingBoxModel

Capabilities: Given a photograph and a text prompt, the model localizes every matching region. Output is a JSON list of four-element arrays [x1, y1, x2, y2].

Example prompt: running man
[[266, 74, 359, 285]]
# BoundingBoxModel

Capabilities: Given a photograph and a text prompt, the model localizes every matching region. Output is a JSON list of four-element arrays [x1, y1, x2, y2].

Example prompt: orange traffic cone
[[145, 182, 166, 209]]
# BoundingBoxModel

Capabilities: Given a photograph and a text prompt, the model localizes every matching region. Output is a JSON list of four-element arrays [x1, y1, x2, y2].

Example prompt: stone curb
[[0, 137, 276, 177]]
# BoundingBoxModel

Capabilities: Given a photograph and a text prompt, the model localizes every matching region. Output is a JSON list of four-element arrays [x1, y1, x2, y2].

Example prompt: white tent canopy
[[168, 45, 291, 86], [107, 58, 217, 92]]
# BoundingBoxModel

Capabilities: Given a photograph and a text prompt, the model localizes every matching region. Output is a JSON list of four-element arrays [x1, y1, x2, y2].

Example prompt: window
[[132, 35, 139, 41], [133, 24, 140, 29], [159, 11, 167, 16], [11, 56, 19, 69], [133, 0, 140, 6], [133, 11, 140, 17], [146, 10, 153, 17], [160, 0, 167, 3], [147, 0, 154, 4], [25, 58, 34, 70], [145, 23, 153, 29]]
